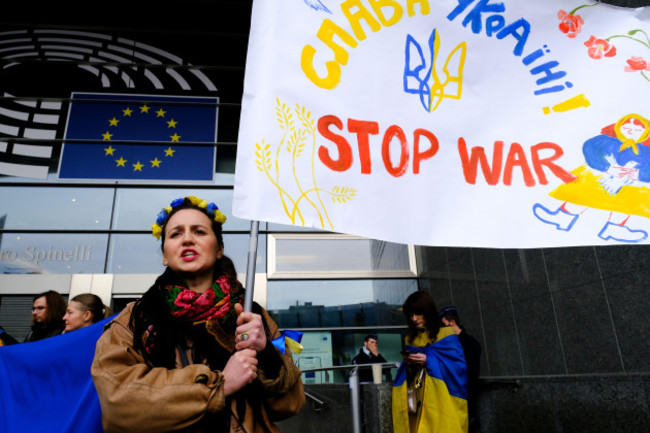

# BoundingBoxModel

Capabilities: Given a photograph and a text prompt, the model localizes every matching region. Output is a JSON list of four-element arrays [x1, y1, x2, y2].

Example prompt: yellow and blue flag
[[392, 327, 468, 433], [58, 93, 217, 181], [271, 330, 304, 354]]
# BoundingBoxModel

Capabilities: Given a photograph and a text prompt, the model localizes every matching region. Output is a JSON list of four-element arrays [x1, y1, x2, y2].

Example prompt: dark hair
[[33, 290, 66, 327], [402, 291, 441, 342], [130, 197, 236, 369], [70, 293, 113, 323], [439, 305, 461, 326], [443, 314, 461, 326]]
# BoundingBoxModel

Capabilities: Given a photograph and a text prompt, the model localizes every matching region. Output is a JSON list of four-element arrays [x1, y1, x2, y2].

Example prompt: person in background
[[351, 332, 392, 382], [392, 291, 467, 433], [63, 293, 114, 332], [91, 196, 304, 433], [24, 290, 66, 342], [440, 305, 483, 433], [0, 296, 18, 346]]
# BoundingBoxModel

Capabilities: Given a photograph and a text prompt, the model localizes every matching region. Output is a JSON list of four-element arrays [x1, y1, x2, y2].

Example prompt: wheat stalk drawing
[[254, 98, 357, 229]]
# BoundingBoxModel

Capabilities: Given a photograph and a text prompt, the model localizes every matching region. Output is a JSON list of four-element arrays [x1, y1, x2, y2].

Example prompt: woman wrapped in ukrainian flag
[[392, 292, 468, 433]]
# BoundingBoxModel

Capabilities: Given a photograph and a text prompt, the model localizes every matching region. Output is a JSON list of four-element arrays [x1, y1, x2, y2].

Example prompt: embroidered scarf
[[142, 275, 245, 354]]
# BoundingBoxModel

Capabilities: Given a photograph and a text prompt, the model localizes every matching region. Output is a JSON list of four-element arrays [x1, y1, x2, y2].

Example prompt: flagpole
[[243, 220, 259, 314]]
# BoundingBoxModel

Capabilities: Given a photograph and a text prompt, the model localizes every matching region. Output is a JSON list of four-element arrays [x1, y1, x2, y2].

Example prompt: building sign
[[233, 0, 650, 247], [294, 331, 333, 384], [0, 235, 107, 274]]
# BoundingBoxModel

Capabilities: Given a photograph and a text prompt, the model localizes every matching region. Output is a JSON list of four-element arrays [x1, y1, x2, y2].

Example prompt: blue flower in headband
[[155, 210, 168, 226], [170, 198, 185, 208]]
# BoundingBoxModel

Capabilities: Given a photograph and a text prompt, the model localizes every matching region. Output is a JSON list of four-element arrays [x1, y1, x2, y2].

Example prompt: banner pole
[[243, 220, 259, 314]]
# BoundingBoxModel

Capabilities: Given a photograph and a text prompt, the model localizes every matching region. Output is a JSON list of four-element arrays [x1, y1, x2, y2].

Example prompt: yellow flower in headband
[[186, 196, 208, 208], [152, 224, 163, 240], [212, 209, 227, 224]]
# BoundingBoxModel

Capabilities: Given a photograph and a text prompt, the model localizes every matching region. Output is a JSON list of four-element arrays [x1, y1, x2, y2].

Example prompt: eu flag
[[58, 93, 217, 180]]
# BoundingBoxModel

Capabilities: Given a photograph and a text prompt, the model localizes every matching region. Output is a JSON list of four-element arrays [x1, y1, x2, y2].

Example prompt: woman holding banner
[[392, 291, 468, 433], [91, 196, 304, 433]]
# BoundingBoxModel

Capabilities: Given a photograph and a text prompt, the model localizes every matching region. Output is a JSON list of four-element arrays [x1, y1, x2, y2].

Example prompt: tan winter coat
[[91, 303, 305, 433]]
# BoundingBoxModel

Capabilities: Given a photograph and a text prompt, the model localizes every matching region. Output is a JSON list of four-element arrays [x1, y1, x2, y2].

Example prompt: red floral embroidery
[[174, 288, 212, 311], [584, 36, 617, 59], [212, 296, 233, 319], [624, 56, 650, 72], [557, 10, 584, 38], [215, 275, 232, 294]]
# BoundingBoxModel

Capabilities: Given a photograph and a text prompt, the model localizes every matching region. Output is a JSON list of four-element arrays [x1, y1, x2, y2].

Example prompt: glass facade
[[0, 182, 416, 384]]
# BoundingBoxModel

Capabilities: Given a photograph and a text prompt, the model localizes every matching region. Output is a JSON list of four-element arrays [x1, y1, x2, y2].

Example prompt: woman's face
[[162, 209, 223, 282], [410, 313, 426, 328], [621, 119, 646, 142], [63, 301, 91, 332]]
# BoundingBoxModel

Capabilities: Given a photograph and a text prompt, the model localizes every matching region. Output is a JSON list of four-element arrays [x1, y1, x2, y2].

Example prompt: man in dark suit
[[351, 332, 392, 382]]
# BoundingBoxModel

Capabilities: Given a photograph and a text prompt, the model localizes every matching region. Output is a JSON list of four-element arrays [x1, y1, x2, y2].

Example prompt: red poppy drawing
[[584, 36, 617, 59], [625, 56, 650, 72], [557, 3, 649, 83], [558, 10, 584, 38]]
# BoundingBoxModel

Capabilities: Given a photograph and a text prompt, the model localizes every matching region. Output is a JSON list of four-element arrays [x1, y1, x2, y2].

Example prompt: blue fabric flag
[[394, 340, 468, 400], [271, 330, 304, 354], [392, 328, 468, 433], [0, 316, 113, 433], [58, 93, 217, 180]]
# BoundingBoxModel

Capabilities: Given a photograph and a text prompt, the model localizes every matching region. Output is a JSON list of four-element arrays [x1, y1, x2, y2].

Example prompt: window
[[268, 234, 416, 279], [0, 187, 113, 229]]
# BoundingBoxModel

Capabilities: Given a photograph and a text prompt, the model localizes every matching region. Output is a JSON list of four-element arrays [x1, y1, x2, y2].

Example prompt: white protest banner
[[233, 0, 650, 248]]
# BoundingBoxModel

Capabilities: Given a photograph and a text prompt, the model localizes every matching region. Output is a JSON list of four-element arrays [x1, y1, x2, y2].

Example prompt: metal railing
[[300, 362, 400, 433]]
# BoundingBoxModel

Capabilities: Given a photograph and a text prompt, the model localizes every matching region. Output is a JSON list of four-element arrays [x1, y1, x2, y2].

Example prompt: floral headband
[[152, 196, 227, 240]]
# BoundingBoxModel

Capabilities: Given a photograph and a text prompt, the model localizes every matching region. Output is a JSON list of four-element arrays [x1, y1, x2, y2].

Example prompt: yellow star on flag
[[164, 146, 175, 157], [116, 157, 127, 167], [167, 118, 178, 128], [140, 104, 150, 114], [122, 107, 133, 117], [156, 108, 166, 117], [170, 133, 181, 142], [104, 145, 115, 156], [102, 131, 113, 141], [150, 157, 162, 168], [108, 117, 119, 126], [133, 161, 144, 172]]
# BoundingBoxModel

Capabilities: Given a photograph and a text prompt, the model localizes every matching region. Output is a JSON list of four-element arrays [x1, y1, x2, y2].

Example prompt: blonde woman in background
[[63, 293, 113, 332]]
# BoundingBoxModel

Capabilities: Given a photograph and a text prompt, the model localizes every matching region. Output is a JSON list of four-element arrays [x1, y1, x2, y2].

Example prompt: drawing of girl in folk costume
[[533, 113, 650, 243]]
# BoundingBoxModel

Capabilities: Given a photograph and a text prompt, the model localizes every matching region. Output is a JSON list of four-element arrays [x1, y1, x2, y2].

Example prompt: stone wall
[[479, 375, 650, 433], [417, 246, 650, 377]]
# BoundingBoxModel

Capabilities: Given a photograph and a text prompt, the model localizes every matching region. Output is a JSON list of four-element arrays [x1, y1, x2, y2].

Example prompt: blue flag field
[[0, 317, 113, 433], [58, 93, 217, 181]]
